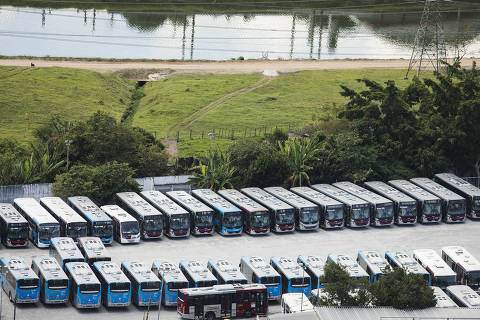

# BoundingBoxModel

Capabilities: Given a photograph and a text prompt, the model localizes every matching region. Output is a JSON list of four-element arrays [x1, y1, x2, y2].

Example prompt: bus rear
[[50, 237, 85, 270], [65, 262, 101, 308], [270, 256, 311, 295], [239, 256, 281, 300], [152, 260, 189, 306], [385, 250, 431, 285], [121, 260, 161, 306], [327, 253, 370, 283], [442, 246, 480, 293], [413, 249, 456, 289], [357, 250, 389, 282], [0, 204, 29, 248], [77, 237, 111, 266], [93, 261, 131, 307], [208, 259, 248, 285], [0, 256, 40, 304], [31, 256, 69, 304], [297, 255, 325, 289], [179, 260, 218, 288]]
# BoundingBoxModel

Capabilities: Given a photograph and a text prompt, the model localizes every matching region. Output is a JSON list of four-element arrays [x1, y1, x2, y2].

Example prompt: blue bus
[[239, 256, 281, 300], [270, 256, 311, 295], [93, 261, 131, 307], [121, 260, 161, 306], [327, 253, 370, 283], [65, 262, 101, 308], [297, 255, 325, 289], [357, 250, 390, 282], [179, 260, 218, 288], [385, 250, 431, 285], [207, 258, 248, 285], [67, 196, 114, 244], [191, 189, 243, 235], [31, 256, 69, 304], [77, 237, 111, 266], [151, 260, 189, 306], [0, 256, 39, 304], [50, 237, 85, 270]]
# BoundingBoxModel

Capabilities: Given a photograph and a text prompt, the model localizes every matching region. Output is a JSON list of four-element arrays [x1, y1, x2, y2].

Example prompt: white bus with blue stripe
[[327, 253, 370, 283], [207, 259, 248, 285], [357, 250, 389, 282], [297, 255, 325, 289], [239, 256, 281, 300], [50, 237, 85, 270], [151, 260, 189, 306], [13, 197, 60, 248], [385, 250, 431, 285], [179, 260, 218, 288], [270, 256, 311, 295], [121, 260, 161, 306], [31, 256, 69, 304], [0, 256, 39, 304], [64, 262, 101, 308], [92, 261, 131, 307]]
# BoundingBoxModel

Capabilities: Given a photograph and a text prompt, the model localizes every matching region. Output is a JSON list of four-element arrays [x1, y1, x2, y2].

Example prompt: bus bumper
[[45, 298, 68, 304], [446, 215, 466, 223], [248, 227, 269, 235], [350, 219, 369, 227], [422, 215, 441, 223], [397, 216, 416, 224], [194, 226, 214, 235], [275, 225, 295, 233], [298, 222, 319, 231], [325, 220, 344, 229]]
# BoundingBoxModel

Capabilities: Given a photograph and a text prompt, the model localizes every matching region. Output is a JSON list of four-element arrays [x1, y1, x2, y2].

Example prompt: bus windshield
[[121, 221, 139, 235], [261, 276, 281, 286], [352, 207, 369, 220], [168, 281, 188, 290], [7, 225, 29, 239], [467, 271, 480, 285], [80, 283, 100, 294], [290, 277, 310, 287], [170, 215, 189, 230], [110, 282, 130, 292], [425, 202, 441, 216], [141, 281, 160, 291], [144, 217, 162, 232], [251, 213, 269, 228], [224, 212, 242, 228], [276, 210, 294, 225], [300, 208, 318, 224], [326, 206, 343, 221], [448, 201, 465, 215], [473, 198, 480, 211], [18, 279, 38, 289], [67, 222, 87, 239], [376, 204, 393, 219], [399, 203, 416, 217], [48, 279, 68, 289], [434, 276, 456, 288], [194, 212, 213, 227], [93, 222, 113, 238], [39, 224, 60, 241]]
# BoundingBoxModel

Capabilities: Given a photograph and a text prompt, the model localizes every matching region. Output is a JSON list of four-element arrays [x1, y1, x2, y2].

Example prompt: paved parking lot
[[1, 220, 479, 320]]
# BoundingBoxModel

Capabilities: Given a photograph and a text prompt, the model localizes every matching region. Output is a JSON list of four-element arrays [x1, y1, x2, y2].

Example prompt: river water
[[0, 5, 479, 60]]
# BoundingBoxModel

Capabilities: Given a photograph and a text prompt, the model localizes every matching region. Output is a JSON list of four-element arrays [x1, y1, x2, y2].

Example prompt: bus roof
[[388, 180, 440, 202], [270, 256, 309, 279], [333, 182, 393, 206], [32, 256, 68, 281], [327, 253, 369, 278], [431, 286, 458, 308], [93, 261, 130, 284], [0, 203, 28, 225], [208, 259, 247, 282], [217, 189, 268, 213], [140, 190, 190, 216], [241, 188, 293, 211], [240, 256, 280, 278], [152, 260, 188, 283], [410, 178, 465, 202], [446, 285, 480, 307], [65, 262, 99, 285], [364, 181, 417, 204], [441, 246, 480, 272], [122, 260, 160, 283], [357, 250, 389, 275], [297, 255, 325, 278], [78, 237, 109, 259], [180, 283, 266, 297], [290, 187, 343, 208], [385, 250, 429, 276], [281, 293, 315, 313], [51, 237, 84, 261], [311, 184, 369, 207], [67, 196, 112, 223], [435, 173, 480, 198], [264, 187, 318, 210], [116, 192, 163, 218], [40, 197, 87, 224], [167, 191, 213, 214], [100, 205, 138, 223], [13, 198, 59, 225], [1, 256, 38, 280], [412, 249, 456, 277], [179, 260, 218, 283], [192, 189, 241, 214]]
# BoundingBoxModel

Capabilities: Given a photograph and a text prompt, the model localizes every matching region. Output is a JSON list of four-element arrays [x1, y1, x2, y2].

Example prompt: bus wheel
[[8, 292, 12, 302], [205, 312, 216, 320]]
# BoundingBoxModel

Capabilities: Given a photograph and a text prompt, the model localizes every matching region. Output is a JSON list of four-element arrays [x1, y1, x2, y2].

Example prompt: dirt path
[[1, 58, 478, 74], [163, 138, 178, 162]]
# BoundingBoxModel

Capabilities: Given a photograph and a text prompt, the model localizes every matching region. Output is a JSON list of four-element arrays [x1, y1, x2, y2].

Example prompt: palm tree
[[278, 138, 320, 187], [189, 148, 236, 191]]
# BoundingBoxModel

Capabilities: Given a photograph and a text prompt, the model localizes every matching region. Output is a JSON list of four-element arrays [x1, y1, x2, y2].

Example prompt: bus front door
[[256, 292, 267, 314], [221, 294, 232, 317], [194, 298, 203, 318]]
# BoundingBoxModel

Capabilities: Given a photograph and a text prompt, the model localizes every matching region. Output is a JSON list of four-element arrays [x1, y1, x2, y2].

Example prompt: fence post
[[254, 128, 256, 136], [189, 129, 192, 140], [176, 131, 179, 142], [244, 128, 247, 137], [202, 131, 204, 139], [264, 127, 267, 135], [231, 128, 234, 140]]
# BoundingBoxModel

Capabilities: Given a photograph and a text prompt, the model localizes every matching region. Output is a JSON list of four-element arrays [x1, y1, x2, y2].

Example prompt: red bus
[[177, 283, 268, 319]]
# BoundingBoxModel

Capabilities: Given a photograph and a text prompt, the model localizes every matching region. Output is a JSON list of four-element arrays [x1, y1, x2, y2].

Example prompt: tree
[[278, 138, 320, 187], [188, 148, 236, 191], [53, 161, 140, 204], [370, 268, 436, 309]]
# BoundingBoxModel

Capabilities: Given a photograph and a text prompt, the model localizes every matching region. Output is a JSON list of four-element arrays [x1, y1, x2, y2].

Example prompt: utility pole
[[405, 0, 446, 79]]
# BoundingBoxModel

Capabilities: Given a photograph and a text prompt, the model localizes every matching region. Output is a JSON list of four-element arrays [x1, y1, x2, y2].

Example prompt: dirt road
[[1, 58, 478, 74]]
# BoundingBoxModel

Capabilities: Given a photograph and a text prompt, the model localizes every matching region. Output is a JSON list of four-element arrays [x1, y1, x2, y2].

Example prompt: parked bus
[[77, 237, 111, 266], [192, 189, 243, 235], [333, 182, 394, 227], [207, 259, 248, 285], [116, 192, 164, 239], [50, 237, 85, 270], [311, 184, 370, 227], [297, 255, 325, 289], [218, 189, 270, 235], [431, 286, 457, 308], [0, 203, 29, 248], [446, 285, 480, 308], [385, 250, 431, 285], [100, 205, 140, 244], [291, 187, 345, 229], [31, 256, 69, 304], [239, 256, 281, 300], [357, 250, 390, 282], [281, 293, 315, 313], [67, 196, 113, 244], [435, 173, 480, 220], [412, 249, 456, 289], [410, 178, 466, 223], [92, 261, 131, 307], [442, 246, 480, 293], [327, 253, 370, 283], [270, 256, 311, 295], [389, 179, 442, 223], [264, 187, 319, 231], [177, 283, 268, 320], [179, 260, 218, 288], [364, 181, 417, 225], [13, 197, 60, 248], [241, 188, 295, 233], [121, 260, 161, 306], [0, 256, 39, 303], [151, 260, 189, 306], [140, 190, 190, 237], [40, 197, 88, 243], [64, 262, 101, 308]]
